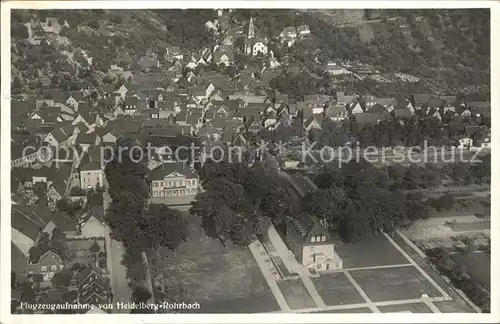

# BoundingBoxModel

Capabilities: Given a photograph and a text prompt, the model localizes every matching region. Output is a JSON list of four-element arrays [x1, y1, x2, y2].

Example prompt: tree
[[89, 241, 100, 254], [88, 18, 100, 29], [106, 192, 149, 249], [311, 159, 433, 241], [259, 177, 299, 225], [304, 188, 346, 232], [194, 158, 302, 245], [203, 179, 249, 211], [28, 242, 48, 264], [131, 286, 152, 303], [89, 240, 101, 265], [56, 198, 80, 219], [143, 204, 188, 252], [212, 204, 234, 242], [229, 210, 271, 246], [12, 76, 23, 94], [104, 137, 153, 252], [51, 268, 73, 287], [317, 119, 350, 148], [430, 194, 454, 211], [28, 245, 42, 264], [241, 165, 271, 203], [49, 227, 72, 261], [105, 137, 150, 202], [11, 271, 17, 289], [59, 26, 69, 37], [11, 22, 29, 38], [121, 248, 148, 285], [87, 186, 104, 207], [19, 283, 36, 306]]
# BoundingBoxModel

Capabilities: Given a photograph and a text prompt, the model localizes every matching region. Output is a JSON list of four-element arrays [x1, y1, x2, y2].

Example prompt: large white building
[[150, 163, 199, 198], [80, 162, 103, 190]]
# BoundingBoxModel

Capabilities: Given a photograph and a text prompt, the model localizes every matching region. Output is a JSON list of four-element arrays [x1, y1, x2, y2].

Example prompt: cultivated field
[[277, 279, 316, 309], [349, 266, 441, 302], [309, 234, 474, 313], [147, 210, 280, 313], [314, 307, 373, 313], [312, 272, 365, 306], [378, 302, 432, 313], [335, 235, 410, 268], [451, 252, 490, 292]]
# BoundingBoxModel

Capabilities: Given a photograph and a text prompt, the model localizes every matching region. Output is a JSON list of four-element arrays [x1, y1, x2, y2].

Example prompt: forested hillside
[[11, 9, 216, 94], [11, 9, 490, 98]]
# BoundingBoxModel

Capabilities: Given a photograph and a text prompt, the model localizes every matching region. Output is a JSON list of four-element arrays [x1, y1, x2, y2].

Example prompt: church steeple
[[248, 17, 255, 39]]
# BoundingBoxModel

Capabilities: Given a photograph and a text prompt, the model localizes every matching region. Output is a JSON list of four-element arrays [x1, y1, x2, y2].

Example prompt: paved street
[[249, 241, 291, 312], [266, 226, 327, 308], [103, 189, 131, 312]]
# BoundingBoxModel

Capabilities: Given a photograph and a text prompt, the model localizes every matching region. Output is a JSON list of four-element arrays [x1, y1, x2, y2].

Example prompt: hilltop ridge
[[11, 9, 490, 99]]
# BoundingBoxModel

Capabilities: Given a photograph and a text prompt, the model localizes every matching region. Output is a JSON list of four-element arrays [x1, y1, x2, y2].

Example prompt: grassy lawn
[[434, 300, 475, 313], [378, 302, 432, 313], [451, 252, 490, 292], [349, 266, 441, 302], [446, 221, 490, 232], [335, 235, 410, 268], [276, 279, 315, 310], [312, 272, 365, 306], [147, 211, 279, 313]]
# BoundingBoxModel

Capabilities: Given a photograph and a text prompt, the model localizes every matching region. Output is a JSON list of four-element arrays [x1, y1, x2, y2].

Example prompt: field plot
[[434, 300, 476, 313], [446, 221, 490, 232], [451, 252, 490, 292], [378, 302, 432, 313], [314, 307, 373, 313], [349, 266, 441, 302], [148, 211, 280, 313], [312, 272, 365, 306], [335, 235, 410, 268], [276, 279, 315, 309], [389, 233, 475, 313]]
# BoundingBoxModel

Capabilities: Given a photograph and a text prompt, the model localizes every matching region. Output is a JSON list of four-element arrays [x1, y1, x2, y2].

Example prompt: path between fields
[[265, 296, 449, 313], [383, 232, 450, 300], [250, 227, 451, 313], [344, 271, 380, 313]]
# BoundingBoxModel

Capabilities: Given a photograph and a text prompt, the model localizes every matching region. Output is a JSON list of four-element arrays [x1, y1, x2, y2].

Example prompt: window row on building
[[153, 179, 197, 187]]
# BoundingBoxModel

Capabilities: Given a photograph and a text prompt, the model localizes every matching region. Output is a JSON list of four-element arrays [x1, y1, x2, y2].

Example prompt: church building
[[244, 17, 269, 57]]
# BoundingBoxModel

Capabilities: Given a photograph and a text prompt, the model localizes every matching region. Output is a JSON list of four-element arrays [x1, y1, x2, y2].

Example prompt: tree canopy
[[306, 159, 431, 241], [51, 268, 73, 287], [191, 157, 298, 246]]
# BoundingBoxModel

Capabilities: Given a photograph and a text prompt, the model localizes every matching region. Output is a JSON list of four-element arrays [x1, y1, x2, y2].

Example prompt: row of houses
[[12, 249, 111, 313], [12, 86, 492, 177]]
